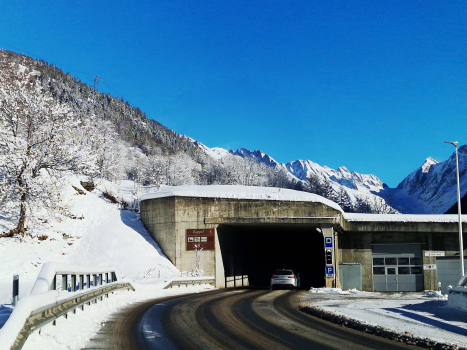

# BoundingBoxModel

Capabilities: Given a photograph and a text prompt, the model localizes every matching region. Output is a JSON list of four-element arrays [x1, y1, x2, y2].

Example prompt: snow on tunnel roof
[[140, 185, 343, 212], [344, 213, 467, 223]]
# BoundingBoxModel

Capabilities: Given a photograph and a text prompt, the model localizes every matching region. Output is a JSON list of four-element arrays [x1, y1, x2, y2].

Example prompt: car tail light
[[272, 276, 278, 279], [288, 276, 295, 279]]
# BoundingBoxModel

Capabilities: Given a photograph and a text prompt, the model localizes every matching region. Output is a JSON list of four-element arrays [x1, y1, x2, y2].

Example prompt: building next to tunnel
[[140, 185, 467, 294]]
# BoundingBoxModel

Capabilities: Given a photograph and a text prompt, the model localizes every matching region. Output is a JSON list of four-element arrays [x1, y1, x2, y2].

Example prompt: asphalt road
[[85, 288, 417, 350]]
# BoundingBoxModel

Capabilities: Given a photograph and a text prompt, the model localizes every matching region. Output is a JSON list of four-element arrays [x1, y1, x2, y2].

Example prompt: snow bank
[[0, 290, 65, 350], [448, 276, 467, 311], [305, 291, 467, 348], [141, 185, 343, 212]]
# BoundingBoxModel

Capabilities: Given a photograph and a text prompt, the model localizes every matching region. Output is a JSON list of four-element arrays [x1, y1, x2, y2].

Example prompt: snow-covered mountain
[[205, 147, 395, 213], [230, 148, 386, 192], [205, 144, 467, 215], [384, 146, 467, 214]]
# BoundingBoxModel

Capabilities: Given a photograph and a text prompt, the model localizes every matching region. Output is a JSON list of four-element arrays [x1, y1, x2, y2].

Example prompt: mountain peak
[[421, 157, 438, 174]]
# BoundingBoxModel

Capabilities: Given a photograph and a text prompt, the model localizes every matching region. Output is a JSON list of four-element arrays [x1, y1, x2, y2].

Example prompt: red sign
[[186, 229, 215, 251]]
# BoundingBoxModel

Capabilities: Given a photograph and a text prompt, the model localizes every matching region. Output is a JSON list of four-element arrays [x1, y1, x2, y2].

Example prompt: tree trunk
[[17, 199, 27, 237]]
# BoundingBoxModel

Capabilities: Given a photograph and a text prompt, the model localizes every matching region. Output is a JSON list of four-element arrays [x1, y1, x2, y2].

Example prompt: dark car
[[270, 268, 300, 290]]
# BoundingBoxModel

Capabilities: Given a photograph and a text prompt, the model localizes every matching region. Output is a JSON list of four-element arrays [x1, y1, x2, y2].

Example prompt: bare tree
[[0, 75, 93, 237]]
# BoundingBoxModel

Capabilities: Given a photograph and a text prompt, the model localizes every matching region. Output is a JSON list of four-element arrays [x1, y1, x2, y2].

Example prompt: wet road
[[85, 288, 417, 350]]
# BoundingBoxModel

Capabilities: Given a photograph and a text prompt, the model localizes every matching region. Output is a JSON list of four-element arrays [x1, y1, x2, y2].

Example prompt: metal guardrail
[[11, 282, 135, 350], [164, 277, 215, 289], [2, 265, 214, 350]]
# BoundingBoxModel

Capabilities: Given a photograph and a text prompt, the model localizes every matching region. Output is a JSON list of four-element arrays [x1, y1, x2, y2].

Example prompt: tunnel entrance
[[217, 224, 325, 289]]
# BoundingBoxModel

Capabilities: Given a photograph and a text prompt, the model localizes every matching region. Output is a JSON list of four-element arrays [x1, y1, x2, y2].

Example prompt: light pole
[[445, 141, 464, 276]]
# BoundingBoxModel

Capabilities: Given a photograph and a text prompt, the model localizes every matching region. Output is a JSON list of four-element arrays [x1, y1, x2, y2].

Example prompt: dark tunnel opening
[[217, 224, 325, 289]]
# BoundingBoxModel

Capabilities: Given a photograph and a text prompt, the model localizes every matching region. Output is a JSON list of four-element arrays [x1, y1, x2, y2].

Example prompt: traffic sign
[[325, 266, 334, 276], [325, 237, 333, 248]]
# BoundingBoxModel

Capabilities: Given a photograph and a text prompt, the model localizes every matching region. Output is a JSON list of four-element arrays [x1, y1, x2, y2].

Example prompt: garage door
[[436, 257, 467, 294], [372, 243, 423, 292]]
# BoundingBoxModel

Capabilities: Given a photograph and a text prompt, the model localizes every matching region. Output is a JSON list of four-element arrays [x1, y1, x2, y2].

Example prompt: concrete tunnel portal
[[139, 186, 344, 290], [217, 224, 325, 289]]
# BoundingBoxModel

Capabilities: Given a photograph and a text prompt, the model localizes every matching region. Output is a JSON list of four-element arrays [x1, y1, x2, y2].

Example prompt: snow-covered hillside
[[0, 177, 179, 304]]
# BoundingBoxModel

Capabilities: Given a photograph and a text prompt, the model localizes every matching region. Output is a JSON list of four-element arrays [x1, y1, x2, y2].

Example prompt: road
[[85, 288, 417, 350]]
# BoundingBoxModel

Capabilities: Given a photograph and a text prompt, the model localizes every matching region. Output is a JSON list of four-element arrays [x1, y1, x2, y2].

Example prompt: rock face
[[80, 181, 95, 192]]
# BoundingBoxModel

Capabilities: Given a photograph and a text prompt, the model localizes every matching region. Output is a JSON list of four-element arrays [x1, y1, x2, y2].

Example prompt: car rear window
[[273, 270, 293, 275]]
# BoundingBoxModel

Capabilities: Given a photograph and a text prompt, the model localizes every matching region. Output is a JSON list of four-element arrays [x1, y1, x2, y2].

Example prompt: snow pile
[[141, 185, 343, 212], [309, 287, 359, 295], [424, 290, 447, 300], [448, 290, 467, 311]]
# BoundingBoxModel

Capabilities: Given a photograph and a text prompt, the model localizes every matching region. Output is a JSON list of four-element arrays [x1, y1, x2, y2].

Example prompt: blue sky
[[1, 0, 466, 187]]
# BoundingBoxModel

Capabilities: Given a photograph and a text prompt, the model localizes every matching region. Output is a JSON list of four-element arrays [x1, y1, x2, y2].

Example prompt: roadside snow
[[22, 282, 214, 350], [304, 288, 467, 348]]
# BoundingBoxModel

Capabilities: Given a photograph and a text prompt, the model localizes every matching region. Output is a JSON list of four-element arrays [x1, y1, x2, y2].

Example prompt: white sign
[[425, 251, 445, 257], [424, 264, 437, 270]]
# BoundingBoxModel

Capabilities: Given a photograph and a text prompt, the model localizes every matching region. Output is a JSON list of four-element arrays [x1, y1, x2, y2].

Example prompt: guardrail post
[[71, 275, 76, 292], [62, 275, 67, 291], [12, 275, 19, 307]]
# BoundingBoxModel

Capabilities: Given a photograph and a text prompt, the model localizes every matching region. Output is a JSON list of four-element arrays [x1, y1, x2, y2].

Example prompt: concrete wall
[[339, 229, 467, 292]]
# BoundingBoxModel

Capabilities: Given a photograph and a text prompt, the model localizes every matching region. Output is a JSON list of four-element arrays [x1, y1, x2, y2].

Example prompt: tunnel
[[217, 224, 325, 289]]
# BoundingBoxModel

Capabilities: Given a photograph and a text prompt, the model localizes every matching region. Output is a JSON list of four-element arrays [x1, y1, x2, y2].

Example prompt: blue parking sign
[[325, 237, 333, 247], [326, 266, 334, 276]]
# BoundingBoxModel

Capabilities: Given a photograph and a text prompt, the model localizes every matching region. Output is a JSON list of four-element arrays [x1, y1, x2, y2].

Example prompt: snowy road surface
[[93, 288, 414, 350]]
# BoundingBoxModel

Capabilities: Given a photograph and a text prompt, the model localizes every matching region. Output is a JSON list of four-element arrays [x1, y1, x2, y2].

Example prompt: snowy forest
[[0, 50, 396, 237]]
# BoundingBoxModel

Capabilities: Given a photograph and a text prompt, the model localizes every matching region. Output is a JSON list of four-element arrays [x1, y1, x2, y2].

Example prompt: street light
[[445, 141, 464, 276]]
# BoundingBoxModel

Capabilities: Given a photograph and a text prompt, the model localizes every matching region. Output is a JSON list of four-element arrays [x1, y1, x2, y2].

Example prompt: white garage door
[[372, 243, 423, 292]]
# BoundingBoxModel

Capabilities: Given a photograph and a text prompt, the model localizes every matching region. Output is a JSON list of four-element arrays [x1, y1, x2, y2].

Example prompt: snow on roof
[[344, 212, 467, 223], [141, 185, 343, 212]]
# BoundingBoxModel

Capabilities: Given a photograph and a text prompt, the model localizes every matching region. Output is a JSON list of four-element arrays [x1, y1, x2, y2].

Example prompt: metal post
[[52, 275, 57, 291], [12, 275, 19, 307], [446, 141, 464, 276], [62, 275, 67, 291], [71, 275, 76, 292]]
